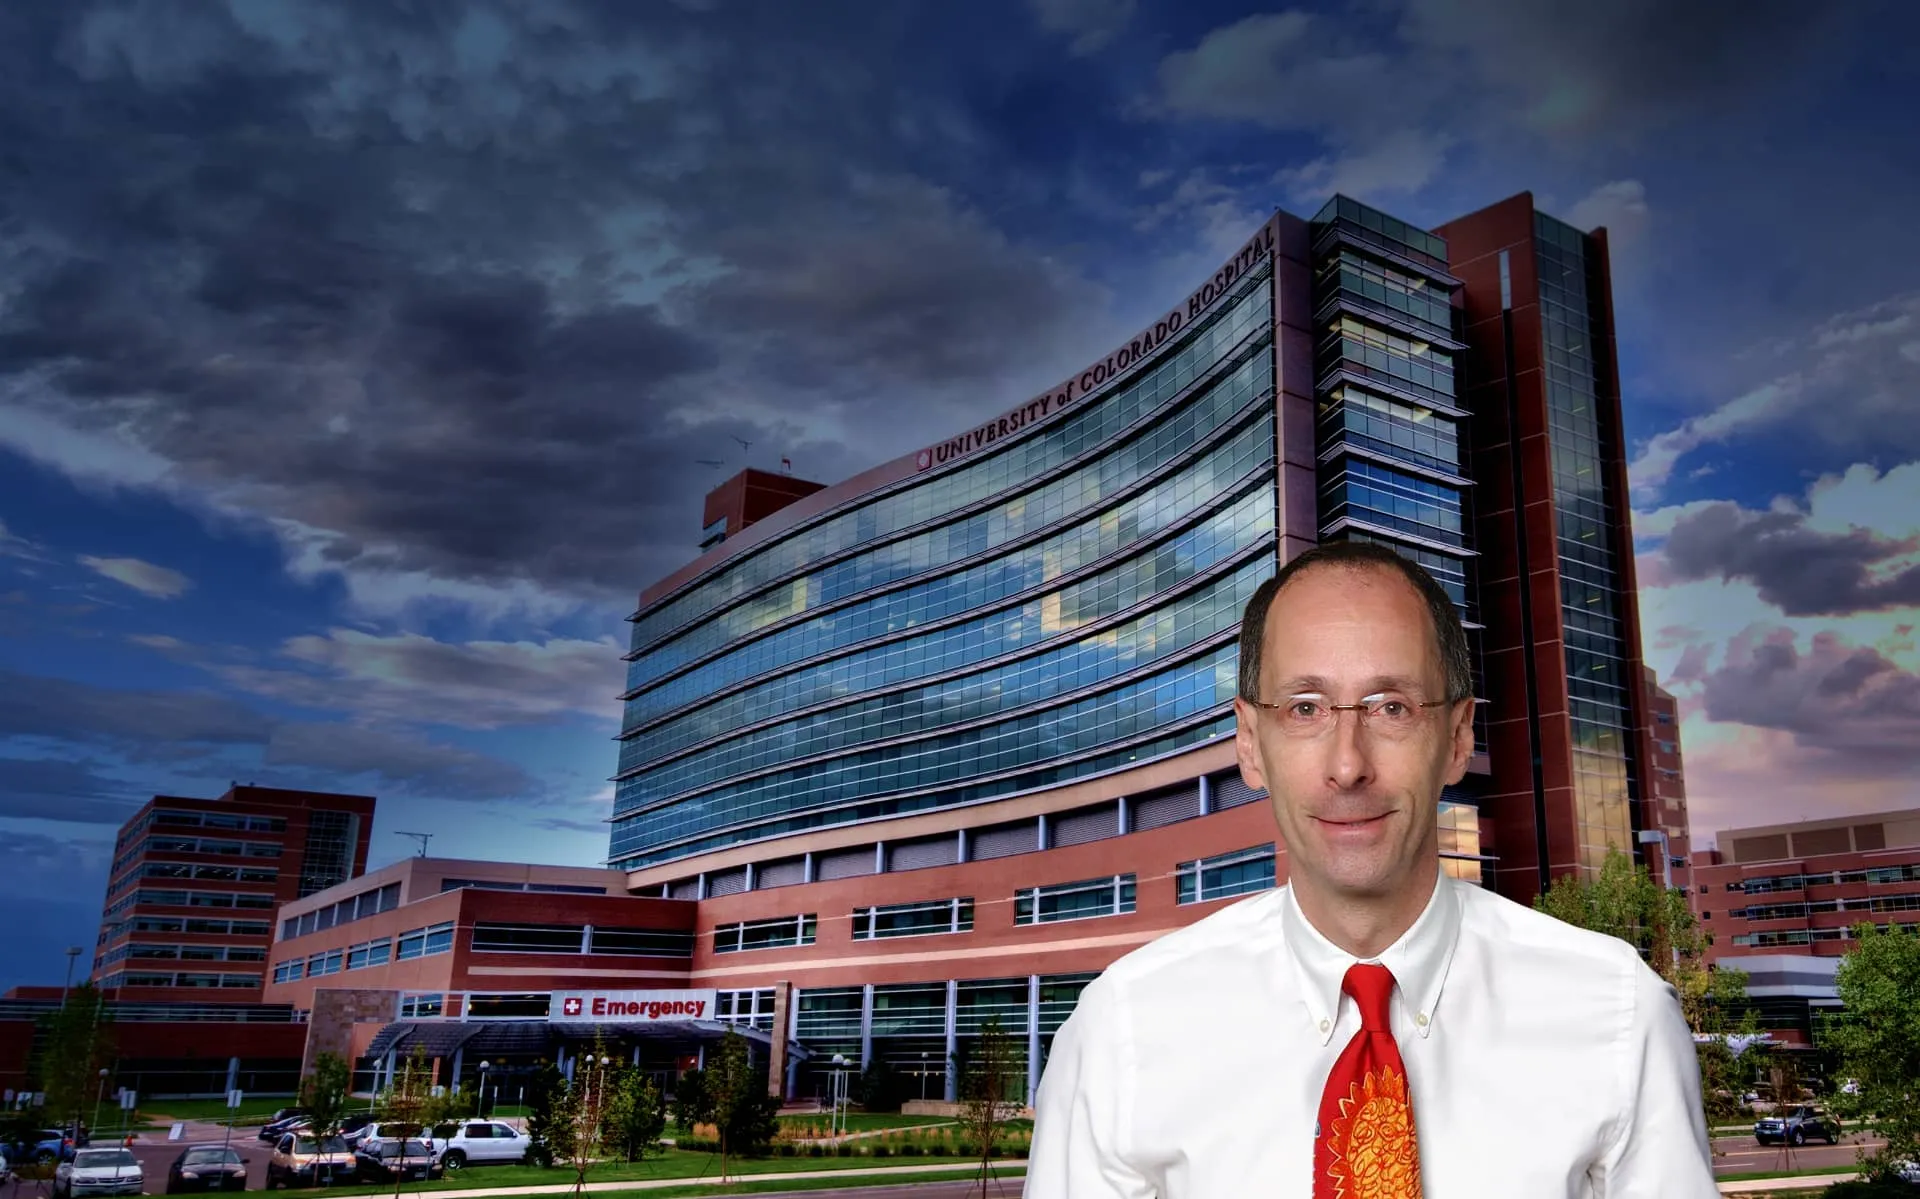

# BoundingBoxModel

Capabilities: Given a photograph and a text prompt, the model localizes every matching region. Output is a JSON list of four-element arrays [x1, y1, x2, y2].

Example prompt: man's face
[[1233, 564, 1475, 905]]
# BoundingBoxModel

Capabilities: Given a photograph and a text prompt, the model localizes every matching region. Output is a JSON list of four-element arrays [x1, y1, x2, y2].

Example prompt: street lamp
[[477, 1061, 490, 1117], [827, 1054, 853, 1139], [1637, 829, 1682, 970], [920, 1051, 929, 1101], [62, 948, 83, 1008], [93, 1068, 110, 1140]]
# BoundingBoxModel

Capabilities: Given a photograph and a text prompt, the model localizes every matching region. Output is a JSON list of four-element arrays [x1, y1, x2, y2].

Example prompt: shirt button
[[1415, 1013, 1430, 1027], [1319, 1018, 1330, 1033]]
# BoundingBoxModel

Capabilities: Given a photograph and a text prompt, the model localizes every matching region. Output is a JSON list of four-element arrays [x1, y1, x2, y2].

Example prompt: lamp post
[[920, 1051, 929, 1101], [1637, 828, 1682, 971], [477, 1062, 489, 1118], [93, 1068, 110, 1140], [62, 948, 83, 1008], [827, 1054, 852, 1139]]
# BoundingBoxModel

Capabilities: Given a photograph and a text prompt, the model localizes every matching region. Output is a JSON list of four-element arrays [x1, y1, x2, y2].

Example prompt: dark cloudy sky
[[1, 0, 1916, 992]]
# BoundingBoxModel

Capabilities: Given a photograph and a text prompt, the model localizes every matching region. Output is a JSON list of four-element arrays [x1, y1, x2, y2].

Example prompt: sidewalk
[[310, 1161, 1026, 1198], [1718, 1173, 1856, 1194]]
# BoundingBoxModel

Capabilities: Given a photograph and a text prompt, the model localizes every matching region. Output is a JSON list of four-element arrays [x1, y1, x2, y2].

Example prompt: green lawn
[[316, 1148, 1025, 1196], [1714, 1166, 1859, 1182], [324, 1167, 1023, 1199], [137, 1097, 309, 1126]]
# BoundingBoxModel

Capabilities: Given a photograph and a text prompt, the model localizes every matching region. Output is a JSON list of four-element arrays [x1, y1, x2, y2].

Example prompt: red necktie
[[1314, 963, 1423, 1198]]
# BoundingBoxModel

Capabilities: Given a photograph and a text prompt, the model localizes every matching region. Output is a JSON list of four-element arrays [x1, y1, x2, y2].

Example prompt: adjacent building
[[93, 785, 377, 1002], [1642, 667, 1694, 899], [1694, 806, 1920, 1045]]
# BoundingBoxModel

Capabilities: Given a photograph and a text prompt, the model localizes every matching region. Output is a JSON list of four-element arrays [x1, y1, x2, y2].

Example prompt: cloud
[[1697, 626, 1920, 768], [1565, 179, 1650, 242], [1028, 0, 1135, 55], [1629, 292, 1920, 500], [0, 756, 145, 825], [219, 628, 624, 730], [1655, 500, 1920, 617], [0, 1, 1123, 625], [77, 554, 193, 599], [0, 668, 273, 748], [260, 723, 538, 802], [1275, 129, 1454, 207], [1155, 13, 1403, 135]]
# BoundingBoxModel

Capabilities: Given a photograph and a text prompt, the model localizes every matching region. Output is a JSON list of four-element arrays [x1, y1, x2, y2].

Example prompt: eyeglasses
[[1243, 692, 1457, 741]]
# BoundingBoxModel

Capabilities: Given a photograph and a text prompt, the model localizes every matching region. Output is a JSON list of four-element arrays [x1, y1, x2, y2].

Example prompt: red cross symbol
[[562, 997, 582, 1016]]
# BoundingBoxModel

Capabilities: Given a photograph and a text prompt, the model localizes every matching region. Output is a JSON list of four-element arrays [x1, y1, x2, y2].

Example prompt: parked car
[[53, 1147, 143, 1198], [1754, 1105, 1841, 1146], [352, 1140, 441, 1184], [165, 1144, 249, 1193], [266, 1110, 308, 1127], [7, 1128, 81, 1166], [256, 1117, 308, 1144], [428, 1121, 531, 1170], [265, 1133, 356, 1189]]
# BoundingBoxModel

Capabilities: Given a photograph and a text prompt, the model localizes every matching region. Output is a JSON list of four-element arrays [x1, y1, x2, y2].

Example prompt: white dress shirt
[[1028, 869, 1718, 1197]]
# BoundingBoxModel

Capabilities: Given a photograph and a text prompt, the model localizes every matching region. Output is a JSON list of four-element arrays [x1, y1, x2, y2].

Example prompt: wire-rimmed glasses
[[1242, 691, 1458, 742]]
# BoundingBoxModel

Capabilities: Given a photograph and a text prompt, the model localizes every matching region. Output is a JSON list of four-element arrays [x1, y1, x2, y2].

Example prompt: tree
[[300, 1052, 354, 1141], [857, 1060, 910, 1113], [601, 1066, 667, 1163], [523, 1062, 566, 1168], [371, 1045, 448, 1196], [698, 1028, 780, 1180], [1826, 923, 1920, 1182], [34, 983, 114, 1139], [545, 1043, 618, 1199], [1535, 848, 1766, 1147], [959, 1018, 1023, 1197]]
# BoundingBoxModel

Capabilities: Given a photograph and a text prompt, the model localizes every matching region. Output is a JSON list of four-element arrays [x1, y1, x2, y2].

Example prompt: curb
[[318, 1161, 1028, 1198], [1718, 1172, 1857, 1194]]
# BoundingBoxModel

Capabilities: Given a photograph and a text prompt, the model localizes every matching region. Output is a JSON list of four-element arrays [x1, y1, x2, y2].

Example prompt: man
[[1028, 541, 1716, 1197]]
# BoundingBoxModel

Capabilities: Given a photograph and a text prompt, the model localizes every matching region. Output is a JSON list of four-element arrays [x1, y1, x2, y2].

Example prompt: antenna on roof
[[394, 831, 432, 858]]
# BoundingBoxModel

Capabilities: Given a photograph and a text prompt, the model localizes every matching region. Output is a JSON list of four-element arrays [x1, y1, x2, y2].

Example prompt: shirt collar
[[1281, 867, 1463, 1045]]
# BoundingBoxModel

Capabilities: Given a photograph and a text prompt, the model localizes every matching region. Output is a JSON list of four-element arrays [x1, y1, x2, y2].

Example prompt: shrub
[[899, 1143, 922, 1157], [835, 1142, 853, 1157], [872, 1144, 892, 1158], [807, 1144, 824, 1157]]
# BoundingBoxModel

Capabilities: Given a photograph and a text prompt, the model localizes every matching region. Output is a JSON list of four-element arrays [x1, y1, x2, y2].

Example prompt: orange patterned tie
[[1314, 963, 1423, 1198]]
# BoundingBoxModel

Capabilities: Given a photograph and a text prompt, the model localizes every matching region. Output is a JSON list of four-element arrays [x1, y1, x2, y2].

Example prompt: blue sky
[[2, 0, 1917, 992]]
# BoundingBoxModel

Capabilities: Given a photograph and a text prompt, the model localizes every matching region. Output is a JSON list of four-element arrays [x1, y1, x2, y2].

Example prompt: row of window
[[281, 882, 402, 941], [612, 640, 1241, 855], [630, 351, 1272, 692], [612, 709, 1240, 869], [467, 922, 696, 957], [1318, 321, 1456, 410], [134, 862, 279, 884], [1315, 197, 1451, 273], [118, 916, 271, 938], [1730, 921, 1920, 948], [111, 835, 283, 876], [1731, 892, 1920, 921], [1731, 864, 1920, 894], [620, 481, 1272, 760], [618, 559, 1265, 805], [1320, 458, 1465, 548], [628, 275, 1274, 653], [1318, 251, 1454, 336], [621, 376, 1274, 736], [100, 943, 267, 965], [270, 922, 453, 982], [1317, 386, 1461, 476], [108, 889, 278, 916], [98, 971, 263, 990], [795, 974, 1100, 1044]]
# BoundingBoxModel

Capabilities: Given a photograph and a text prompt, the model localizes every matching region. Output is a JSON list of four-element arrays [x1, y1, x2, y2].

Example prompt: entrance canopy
[[366, 1019, 808, 1063]]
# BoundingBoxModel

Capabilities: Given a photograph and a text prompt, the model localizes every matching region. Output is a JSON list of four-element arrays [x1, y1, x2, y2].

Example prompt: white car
[[54, 1147, 143, 1198], [428, 1121, 531, 1170]]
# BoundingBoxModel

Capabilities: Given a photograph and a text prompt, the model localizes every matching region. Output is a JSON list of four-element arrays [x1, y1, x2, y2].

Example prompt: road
[[1712, 1130, 1879, 1177], [26, 1123, 1872, 1197]]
